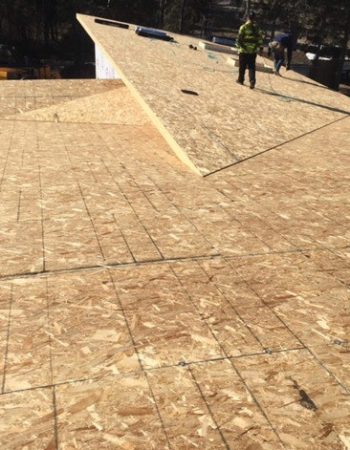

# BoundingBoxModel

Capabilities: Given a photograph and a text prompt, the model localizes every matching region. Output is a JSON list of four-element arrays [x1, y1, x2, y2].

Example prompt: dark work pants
[[238, 53, 257, 85]]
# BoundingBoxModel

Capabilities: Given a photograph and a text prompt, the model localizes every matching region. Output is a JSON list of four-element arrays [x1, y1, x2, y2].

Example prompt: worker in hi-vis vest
[[236, 12, 264, 89]]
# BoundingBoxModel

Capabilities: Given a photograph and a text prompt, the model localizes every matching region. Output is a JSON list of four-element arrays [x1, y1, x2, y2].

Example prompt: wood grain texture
[[0, 76, 349, 449], [78, 14, 350, 175]]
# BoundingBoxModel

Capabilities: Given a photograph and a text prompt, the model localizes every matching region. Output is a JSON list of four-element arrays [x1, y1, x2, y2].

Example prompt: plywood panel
[[0, 79, 123, 118], [7, 86, 150, 125], [78, 14, 350, 175]]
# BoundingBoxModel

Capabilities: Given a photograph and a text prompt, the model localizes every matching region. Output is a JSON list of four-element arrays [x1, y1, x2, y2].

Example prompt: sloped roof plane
[[0, 13, 350, 450], [78, 13, 350, 176]]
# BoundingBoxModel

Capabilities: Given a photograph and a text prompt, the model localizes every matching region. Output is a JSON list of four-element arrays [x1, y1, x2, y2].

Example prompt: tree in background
[[108, 0, 158, 25], [243, 0, 349, 89], [304, 0, 350, 88], [0, 0, 348, 89], [160, 0, 209, 34]]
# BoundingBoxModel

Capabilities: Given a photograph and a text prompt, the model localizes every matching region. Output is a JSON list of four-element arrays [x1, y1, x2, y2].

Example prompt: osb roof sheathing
[[0, 79, 122, 118], [0, 74, 350, 449], [78, 14, 350, 176], [5, 84, 150, 125]]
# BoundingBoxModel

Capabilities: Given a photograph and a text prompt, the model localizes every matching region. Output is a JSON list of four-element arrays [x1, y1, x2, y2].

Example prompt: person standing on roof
[[269, 31, 294, 75], [276, 31, 294, 70], [236, 12, 264, 89], [269, 40, 285, 75]]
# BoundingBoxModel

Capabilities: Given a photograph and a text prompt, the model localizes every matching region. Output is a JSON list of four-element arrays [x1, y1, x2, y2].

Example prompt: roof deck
[[78, 14, 350, 176], [0, 15, 349, 450]]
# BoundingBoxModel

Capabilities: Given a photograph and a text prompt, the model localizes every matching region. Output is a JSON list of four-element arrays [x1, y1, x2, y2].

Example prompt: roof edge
[[77, 13, 202, 176]]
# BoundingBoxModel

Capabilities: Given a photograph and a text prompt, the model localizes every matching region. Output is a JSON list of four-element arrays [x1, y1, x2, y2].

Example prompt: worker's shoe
[[249, 82, 255, 89], [236, 80, 244, 85]]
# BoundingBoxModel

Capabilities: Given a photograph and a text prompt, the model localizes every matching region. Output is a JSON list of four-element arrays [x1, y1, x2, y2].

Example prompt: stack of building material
[[198, 40, 238, 55], [226, 56, 274, 73]]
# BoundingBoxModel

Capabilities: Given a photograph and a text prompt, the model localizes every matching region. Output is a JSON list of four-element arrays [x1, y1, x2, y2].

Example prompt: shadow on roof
[[256, 88, 350, 116]]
